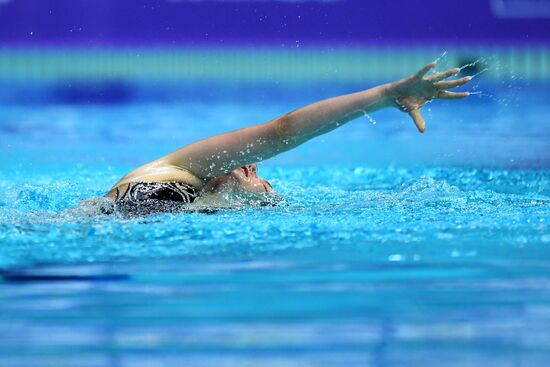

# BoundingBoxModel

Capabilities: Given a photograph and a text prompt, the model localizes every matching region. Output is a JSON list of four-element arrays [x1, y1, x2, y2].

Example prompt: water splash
[[469, 68, 489, 80], [458, 57, 492, 72], [429, 51, 450, 75], [433, 50, 448, 65], [452, 56, 522, 108], [359, 109, 377, 125], [458, 57, 495, 82]]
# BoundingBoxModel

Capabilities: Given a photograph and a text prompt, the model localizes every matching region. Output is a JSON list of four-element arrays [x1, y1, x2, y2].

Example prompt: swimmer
[[106, 62, 471, 211]]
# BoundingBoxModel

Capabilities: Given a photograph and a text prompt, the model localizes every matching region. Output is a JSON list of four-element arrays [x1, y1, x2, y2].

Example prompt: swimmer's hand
[[385, 62, 471, 133]]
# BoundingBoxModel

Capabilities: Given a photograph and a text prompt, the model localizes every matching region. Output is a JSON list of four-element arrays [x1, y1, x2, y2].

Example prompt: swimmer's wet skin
[[106, 62, 471, 212]]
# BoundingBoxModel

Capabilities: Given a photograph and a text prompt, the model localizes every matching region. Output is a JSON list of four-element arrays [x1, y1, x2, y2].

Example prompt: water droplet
[[359, 109, 377, 125]]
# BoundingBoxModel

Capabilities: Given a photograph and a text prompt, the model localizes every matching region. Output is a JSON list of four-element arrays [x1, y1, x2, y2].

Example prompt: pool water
[[0, 81, 549, 366]]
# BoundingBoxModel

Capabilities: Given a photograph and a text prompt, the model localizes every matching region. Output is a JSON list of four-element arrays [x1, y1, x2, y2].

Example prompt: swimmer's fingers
[[412, 62, 437, 80], [408, 109, 426, 133], [437, 91, 470, 99], [426, 68, 460, 82], [434, 76, 471, 90]]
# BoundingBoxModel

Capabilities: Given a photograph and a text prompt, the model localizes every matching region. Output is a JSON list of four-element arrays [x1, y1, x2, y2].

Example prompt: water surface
[[0, 81, 549, 366]]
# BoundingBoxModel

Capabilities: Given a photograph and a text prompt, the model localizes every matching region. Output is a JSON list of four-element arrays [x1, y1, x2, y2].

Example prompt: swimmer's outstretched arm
[[160, 62, 470, 179]]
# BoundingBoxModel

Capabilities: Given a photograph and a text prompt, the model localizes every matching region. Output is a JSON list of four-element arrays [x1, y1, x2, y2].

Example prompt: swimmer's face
[[232, 163, 274, 193], [205, 163, 274, 194]]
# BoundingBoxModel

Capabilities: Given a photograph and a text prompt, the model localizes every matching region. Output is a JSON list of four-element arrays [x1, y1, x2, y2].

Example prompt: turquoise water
[[0, 82, 549, 366]]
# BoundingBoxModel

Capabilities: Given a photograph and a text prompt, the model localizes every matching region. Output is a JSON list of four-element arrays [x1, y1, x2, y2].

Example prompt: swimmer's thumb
[[408, 109, 426, 133]]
